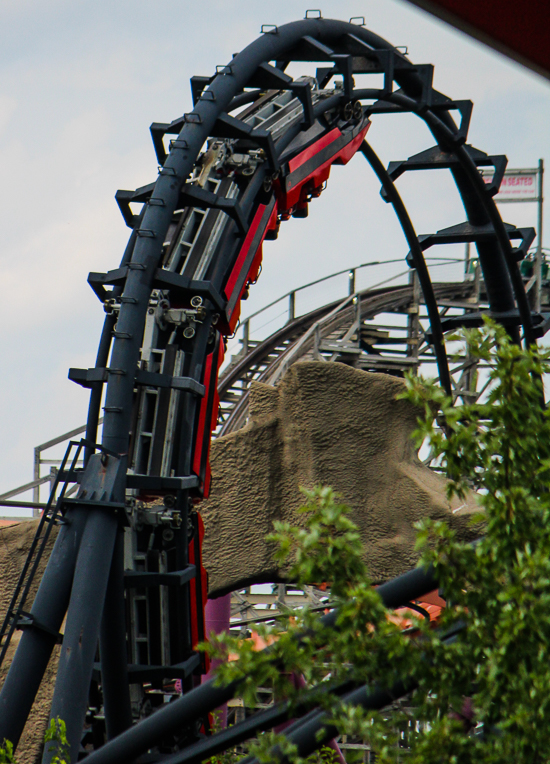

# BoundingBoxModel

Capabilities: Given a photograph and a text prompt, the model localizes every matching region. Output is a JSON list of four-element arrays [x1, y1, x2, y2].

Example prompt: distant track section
[[218, 280, 476, 436]]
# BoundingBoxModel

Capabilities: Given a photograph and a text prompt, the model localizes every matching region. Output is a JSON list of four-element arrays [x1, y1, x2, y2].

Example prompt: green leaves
[[44, 718, 70, 764], [0, 718, 70, 764], [401, 323, 550, 763], [202, 486, 419, 763], [0, 740, 15, 764], [268, 486, 366, 600]]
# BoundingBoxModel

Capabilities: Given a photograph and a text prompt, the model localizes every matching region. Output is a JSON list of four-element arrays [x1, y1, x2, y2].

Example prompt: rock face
[[0, 520, 58, 763], [201, 362, 478, 596]]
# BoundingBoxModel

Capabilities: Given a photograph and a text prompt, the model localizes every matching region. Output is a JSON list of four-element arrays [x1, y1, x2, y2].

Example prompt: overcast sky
[[1, 0, 549, 509]]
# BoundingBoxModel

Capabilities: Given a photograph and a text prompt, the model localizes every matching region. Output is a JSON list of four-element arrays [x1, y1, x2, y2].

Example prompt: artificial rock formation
[[202, 361, 478, 596], [0, 520, 58, 763]]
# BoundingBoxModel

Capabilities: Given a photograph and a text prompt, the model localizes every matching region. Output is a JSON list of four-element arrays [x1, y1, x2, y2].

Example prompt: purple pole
[[202, 593, 231, 728]]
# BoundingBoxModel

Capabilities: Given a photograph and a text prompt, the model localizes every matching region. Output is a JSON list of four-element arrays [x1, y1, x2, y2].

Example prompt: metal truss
[[0, 14, 545, 762]]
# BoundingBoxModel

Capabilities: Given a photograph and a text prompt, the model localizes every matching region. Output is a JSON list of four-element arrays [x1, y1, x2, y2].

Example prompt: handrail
[[240, 256, 462, 326], [267, 268, 411, 386], [221, 283, 419, 436], [243, 257, 462, 384], [220, 267, 476, 437], [0, 475, 51, 502], [31, 418, 105, 511]]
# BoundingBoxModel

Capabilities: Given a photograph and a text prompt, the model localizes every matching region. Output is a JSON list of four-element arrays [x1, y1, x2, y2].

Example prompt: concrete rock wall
[[201, 362, 478, 596], [0, 520, 58, 763]]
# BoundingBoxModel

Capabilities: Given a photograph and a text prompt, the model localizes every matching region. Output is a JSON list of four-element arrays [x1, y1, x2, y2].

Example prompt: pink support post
[[202, 593, 231, 728]]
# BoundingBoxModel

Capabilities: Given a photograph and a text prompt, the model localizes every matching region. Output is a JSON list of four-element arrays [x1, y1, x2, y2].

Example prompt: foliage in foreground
[[205, 322, 550, 764], [0, 717, 69, 763]]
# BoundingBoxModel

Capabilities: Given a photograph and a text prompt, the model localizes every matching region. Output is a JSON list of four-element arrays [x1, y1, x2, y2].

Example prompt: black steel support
[[82, 563, 437, 764], [43, 509, 120, 763], [99, 529, 132, 741], [360, 140, 453, 396], [141, 680, 356, 764], [240, 680, 415, 764], [371, 88, 530, 345], [83, 229, 137, 468]]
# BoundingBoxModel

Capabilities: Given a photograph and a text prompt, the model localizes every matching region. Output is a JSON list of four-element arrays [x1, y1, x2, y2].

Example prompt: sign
[[480, 167, 540, 202]]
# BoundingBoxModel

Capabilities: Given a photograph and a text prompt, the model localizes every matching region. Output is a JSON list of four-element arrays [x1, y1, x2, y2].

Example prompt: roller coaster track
[[0, 14, 547, 762], [218, 277, 481, 437]]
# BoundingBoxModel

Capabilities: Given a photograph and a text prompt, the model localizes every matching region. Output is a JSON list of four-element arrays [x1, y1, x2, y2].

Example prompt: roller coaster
[[0, 14, 546, 763]]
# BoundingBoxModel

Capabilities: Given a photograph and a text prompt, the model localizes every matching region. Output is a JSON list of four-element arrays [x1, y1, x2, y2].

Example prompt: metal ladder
[[0, 439, 86, 668]]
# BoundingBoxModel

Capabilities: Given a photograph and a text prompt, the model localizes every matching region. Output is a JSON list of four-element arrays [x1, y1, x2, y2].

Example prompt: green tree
[[206, 321, 550, 764]]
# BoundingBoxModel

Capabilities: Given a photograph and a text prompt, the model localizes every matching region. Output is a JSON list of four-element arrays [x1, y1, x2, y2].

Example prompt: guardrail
[[227, 256, 464, 360], [0, 421, 103, 517]]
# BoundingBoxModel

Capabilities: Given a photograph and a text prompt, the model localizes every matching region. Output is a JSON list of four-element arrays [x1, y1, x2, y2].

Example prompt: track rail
[[0, 15, 545, 762], [218, 280, 476, 436]]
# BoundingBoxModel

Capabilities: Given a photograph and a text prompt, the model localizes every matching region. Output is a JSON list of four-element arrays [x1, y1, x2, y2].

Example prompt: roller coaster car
[[219, 103, 370, 335], [126, 81, 370, 506], [520, 253, 549, 283]]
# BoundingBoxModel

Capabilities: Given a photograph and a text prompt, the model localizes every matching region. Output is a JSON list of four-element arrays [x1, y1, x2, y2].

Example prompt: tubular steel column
[[99, 529, 132, 741], [44, 508, 120, 762]]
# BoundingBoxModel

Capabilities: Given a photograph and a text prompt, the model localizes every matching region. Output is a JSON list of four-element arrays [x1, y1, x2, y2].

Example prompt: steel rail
[[220, 285, 407, 394], [82, 229, 138, 467], [419, 96, 530, 343], [132, 678, 357, 764], [238, 680, 416, 764], [359, 141, 453, 395], [239, 616, 467, 764], [251, 274, 417, 387], [235, 256, 462, 327], [164, 617, 464, 764], [358, 88, 531, 346], [222, 279, 470, 396]]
